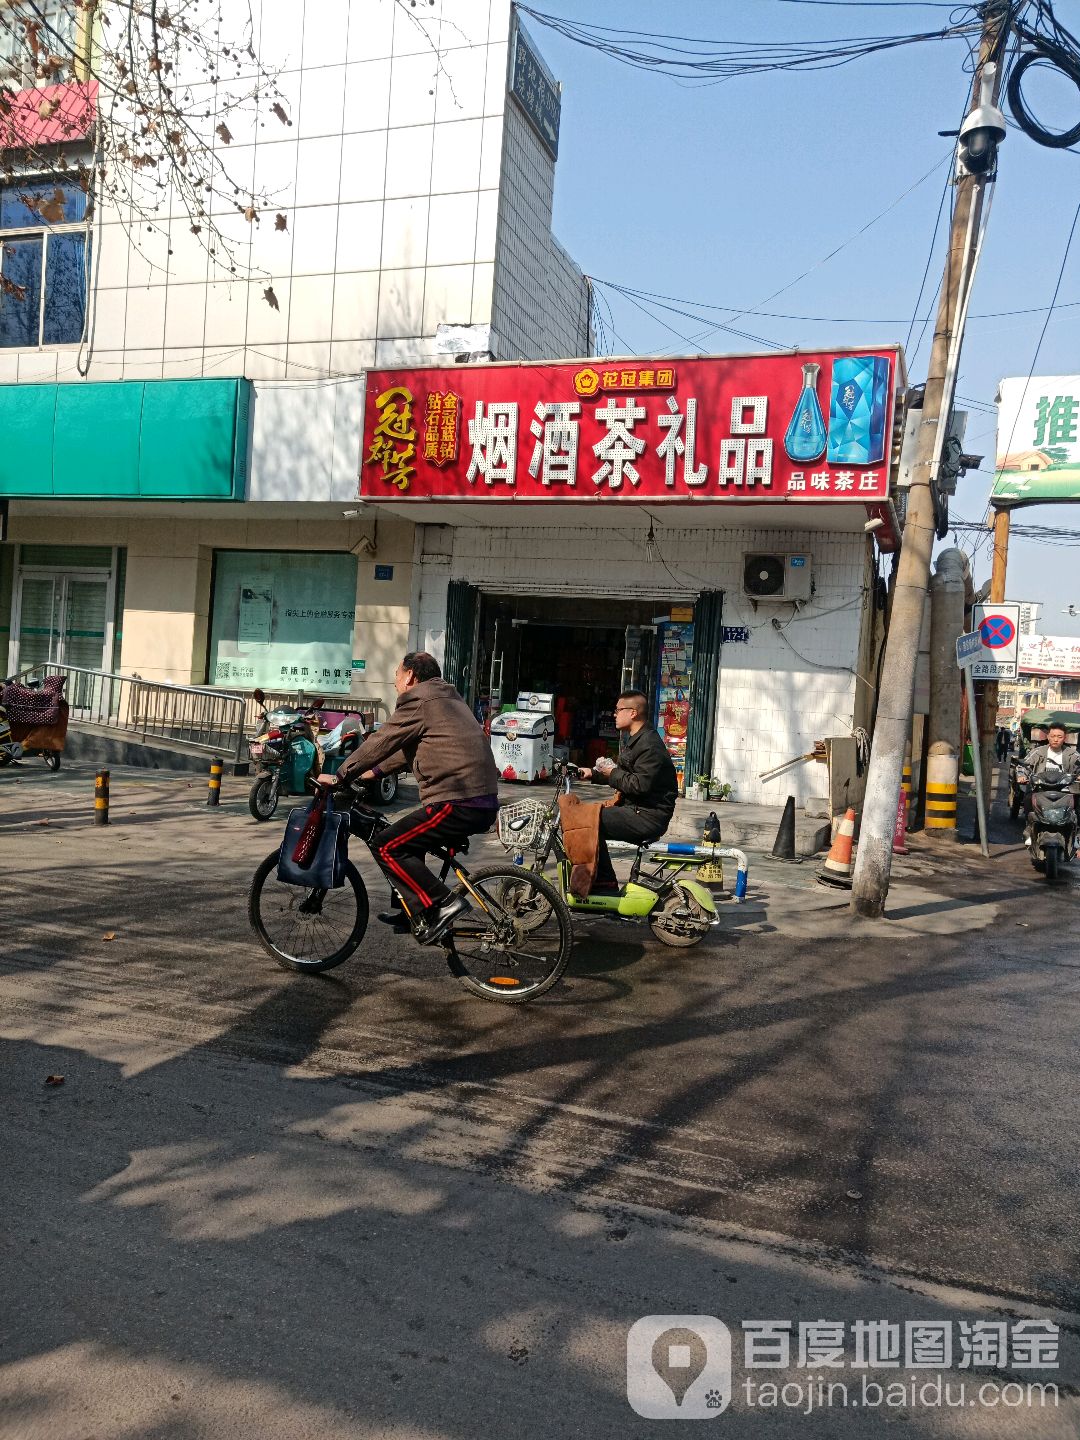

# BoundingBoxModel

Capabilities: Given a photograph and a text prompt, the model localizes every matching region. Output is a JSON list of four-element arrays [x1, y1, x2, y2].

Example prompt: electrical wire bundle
[[564, 0, 1080, 390], [1009, 1, 1080, 147], [515, 4, 984, 82]]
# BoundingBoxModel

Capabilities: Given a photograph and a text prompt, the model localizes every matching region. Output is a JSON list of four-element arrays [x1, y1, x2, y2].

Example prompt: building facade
[[1, 0, 589, 706], [1, 0, 901, 808], [356, 351, 899, 805]]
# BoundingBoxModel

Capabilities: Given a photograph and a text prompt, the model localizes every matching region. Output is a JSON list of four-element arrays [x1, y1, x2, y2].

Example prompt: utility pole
[[975, 505, 1012, 822], [851, 0, 1010, 917], [926, 549, 967, 834]]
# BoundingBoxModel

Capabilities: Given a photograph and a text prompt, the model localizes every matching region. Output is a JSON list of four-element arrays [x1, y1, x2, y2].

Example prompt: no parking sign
[[971, 603, 1020, 680]]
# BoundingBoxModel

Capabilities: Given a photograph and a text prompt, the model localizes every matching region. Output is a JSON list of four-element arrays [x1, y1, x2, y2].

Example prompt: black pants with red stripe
[[372, 802, 497, 912]]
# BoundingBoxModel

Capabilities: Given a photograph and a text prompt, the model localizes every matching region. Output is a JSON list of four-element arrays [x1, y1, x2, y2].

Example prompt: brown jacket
[[336, 678, 499, 805], [558, 791, 620, 899]]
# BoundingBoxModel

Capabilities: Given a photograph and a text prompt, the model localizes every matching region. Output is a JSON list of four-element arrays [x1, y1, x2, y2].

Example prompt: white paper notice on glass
[[238, 582, 273, 648]]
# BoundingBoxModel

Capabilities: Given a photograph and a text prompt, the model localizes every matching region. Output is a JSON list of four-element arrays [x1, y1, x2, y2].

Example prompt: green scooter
[[496, 764, 748, 947]]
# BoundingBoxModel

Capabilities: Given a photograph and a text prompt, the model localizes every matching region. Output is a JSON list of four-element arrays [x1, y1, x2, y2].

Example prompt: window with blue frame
[[0, 179, 91, 348]]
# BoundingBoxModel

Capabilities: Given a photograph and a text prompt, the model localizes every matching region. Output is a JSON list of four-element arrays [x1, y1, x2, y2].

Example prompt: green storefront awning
[[0, 377, 251, 499]]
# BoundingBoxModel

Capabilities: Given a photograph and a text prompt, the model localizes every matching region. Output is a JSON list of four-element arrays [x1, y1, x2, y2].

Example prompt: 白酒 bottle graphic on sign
[[784, 362, 827, 463]]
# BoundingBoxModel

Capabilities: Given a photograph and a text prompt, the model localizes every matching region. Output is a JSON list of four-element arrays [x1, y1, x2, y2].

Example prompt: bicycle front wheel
[[445, 863, 572, 1003], [249, 850, 369, 972]]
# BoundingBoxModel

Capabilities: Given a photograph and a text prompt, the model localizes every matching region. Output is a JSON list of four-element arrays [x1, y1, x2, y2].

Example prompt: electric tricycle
[[495, 763, 749, 947]]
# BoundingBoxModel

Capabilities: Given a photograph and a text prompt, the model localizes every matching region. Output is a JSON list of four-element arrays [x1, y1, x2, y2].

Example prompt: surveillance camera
[[958, 63, 1006, 175], [342, 505, 367, 518], [864, 517, 884, 533]]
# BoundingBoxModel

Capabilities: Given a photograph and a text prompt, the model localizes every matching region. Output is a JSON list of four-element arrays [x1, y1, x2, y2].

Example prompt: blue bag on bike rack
[[277, 793, 349, 888]]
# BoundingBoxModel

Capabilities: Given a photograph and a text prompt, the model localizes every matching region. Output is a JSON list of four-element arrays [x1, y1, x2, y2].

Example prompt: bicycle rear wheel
[[249, 850, 369, 972], [445, 863, 572, 1003]]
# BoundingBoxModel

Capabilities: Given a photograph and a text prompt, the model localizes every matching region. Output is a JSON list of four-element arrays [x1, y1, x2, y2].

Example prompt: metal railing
[[12, 663, 250, 761]]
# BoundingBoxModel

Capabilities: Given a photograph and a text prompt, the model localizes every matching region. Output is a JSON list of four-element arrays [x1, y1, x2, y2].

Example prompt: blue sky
[[526, 0, 1080, 634]]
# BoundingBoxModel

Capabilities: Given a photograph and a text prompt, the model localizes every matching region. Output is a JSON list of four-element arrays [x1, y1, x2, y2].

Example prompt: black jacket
[[592, 724, 678, 822]]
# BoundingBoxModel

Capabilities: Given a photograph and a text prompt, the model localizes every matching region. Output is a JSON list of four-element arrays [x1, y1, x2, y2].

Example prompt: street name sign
[[971, 603, 1021, 680], [956, 630, 983, 668]]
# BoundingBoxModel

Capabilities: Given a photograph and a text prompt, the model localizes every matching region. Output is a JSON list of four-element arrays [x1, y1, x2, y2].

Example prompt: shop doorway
[[8, 545, 119, 713], [474, 592, 663, 768], [13, 572, 110, 673]]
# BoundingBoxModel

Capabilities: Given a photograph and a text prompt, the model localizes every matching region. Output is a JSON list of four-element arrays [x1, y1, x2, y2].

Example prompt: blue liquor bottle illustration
[[828, 354, 890, 464], [784, 362, 827, 463]]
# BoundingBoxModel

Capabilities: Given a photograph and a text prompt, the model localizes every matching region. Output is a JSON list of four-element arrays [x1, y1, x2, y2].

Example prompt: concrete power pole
[[976, 506, 1012, 816], [851, 1, 1010, 917], [926, 549, 968, 833]]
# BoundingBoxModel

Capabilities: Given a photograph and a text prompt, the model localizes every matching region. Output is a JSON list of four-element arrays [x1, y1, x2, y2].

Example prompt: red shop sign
[[361, 347, 901, 504]]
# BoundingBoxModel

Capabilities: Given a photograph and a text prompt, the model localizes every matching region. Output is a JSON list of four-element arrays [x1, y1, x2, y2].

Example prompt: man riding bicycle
[[319, 652, 500, 944]]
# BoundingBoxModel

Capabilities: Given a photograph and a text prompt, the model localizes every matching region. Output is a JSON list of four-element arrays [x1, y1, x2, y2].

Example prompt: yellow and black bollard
[[94, 768, 110, 826], [207, 756, 223, 807]]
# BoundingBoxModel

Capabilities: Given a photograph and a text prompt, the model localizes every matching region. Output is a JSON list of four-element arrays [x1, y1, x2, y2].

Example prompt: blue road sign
[[956, 631, 983, 668]]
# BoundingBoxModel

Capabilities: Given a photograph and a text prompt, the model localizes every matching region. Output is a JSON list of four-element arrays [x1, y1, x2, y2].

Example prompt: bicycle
[[495, 763, 749, 947], [248, 783, 573, 1003]]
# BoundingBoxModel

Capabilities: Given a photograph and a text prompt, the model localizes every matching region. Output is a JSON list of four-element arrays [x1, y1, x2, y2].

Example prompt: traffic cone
[[818, 808, 856, 888], [770, 795, 801, 863]]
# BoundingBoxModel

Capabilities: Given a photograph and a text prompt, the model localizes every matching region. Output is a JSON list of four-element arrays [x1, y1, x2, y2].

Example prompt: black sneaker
[[416, 893, 470, 946]]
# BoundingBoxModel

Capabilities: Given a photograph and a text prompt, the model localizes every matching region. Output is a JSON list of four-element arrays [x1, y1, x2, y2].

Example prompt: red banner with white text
[[361, 348, 900, 504]]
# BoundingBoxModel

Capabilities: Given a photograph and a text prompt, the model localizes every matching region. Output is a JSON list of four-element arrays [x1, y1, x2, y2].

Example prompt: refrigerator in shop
[[489, 692, 556, 782], [653, 620, 694, 790]]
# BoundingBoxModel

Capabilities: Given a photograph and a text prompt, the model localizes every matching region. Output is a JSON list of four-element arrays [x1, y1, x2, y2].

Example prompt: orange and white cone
[[818, 807, 856, 889]]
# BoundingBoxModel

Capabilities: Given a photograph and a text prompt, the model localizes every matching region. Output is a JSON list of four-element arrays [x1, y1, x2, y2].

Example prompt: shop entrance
[[13, 572, 110, 673], [475, 592, 666, 768]]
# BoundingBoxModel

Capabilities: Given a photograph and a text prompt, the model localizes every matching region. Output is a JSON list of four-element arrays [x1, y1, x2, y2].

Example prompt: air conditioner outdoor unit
[[742, 552, 813, 603]]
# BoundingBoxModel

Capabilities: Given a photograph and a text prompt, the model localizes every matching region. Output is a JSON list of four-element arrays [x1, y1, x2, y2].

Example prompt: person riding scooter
[[1022, 723, 1080, 816]]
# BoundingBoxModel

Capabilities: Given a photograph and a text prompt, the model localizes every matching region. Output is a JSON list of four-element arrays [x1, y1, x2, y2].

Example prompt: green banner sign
[[208, 550, 357, 693], [993, 375, 1080, 507]]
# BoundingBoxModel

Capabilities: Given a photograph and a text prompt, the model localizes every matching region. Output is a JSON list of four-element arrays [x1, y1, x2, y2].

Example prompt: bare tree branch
[[0, 0, 453, 307]]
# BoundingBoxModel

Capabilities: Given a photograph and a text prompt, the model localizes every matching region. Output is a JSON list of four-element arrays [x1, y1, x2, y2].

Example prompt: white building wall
[[544, 237, 592, 358], [248, 378, 362, 503], [415, 521, 869, 805], [4, 0, 591, 391], [9, 0, 517, 388], [490, 32, 590, 361]]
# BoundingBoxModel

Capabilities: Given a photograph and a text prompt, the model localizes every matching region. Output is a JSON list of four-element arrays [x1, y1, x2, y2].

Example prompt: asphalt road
[[1, 762, 1077, 1438]]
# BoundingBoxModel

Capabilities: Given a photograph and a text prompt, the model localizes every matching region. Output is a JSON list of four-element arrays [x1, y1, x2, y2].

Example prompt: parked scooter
[[0, 700, 23, 767], [0, 673, 68, 770], [321, 714, 399, 806], [1016, 761, 1078, 883], [247, 689, 398, 820]]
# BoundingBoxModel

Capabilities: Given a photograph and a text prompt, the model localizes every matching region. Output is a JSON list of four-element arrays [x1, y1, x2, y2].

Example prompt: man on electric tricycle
[[577, 689, 678, 892]]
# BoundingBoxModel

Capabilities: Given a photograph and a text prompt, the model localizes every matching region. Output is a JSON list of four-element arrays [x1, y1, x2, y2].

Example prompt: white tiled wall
[[490, 57, 592, 362], [416, 521, 870, 804], [248, 378, 362, 504], [14, 0, 521, 387]]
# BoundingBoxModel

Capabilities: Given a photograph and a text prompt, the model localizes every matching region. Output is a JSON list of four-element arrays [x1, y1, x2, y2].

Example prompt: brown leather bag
[[558, 791, 620, 899]]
